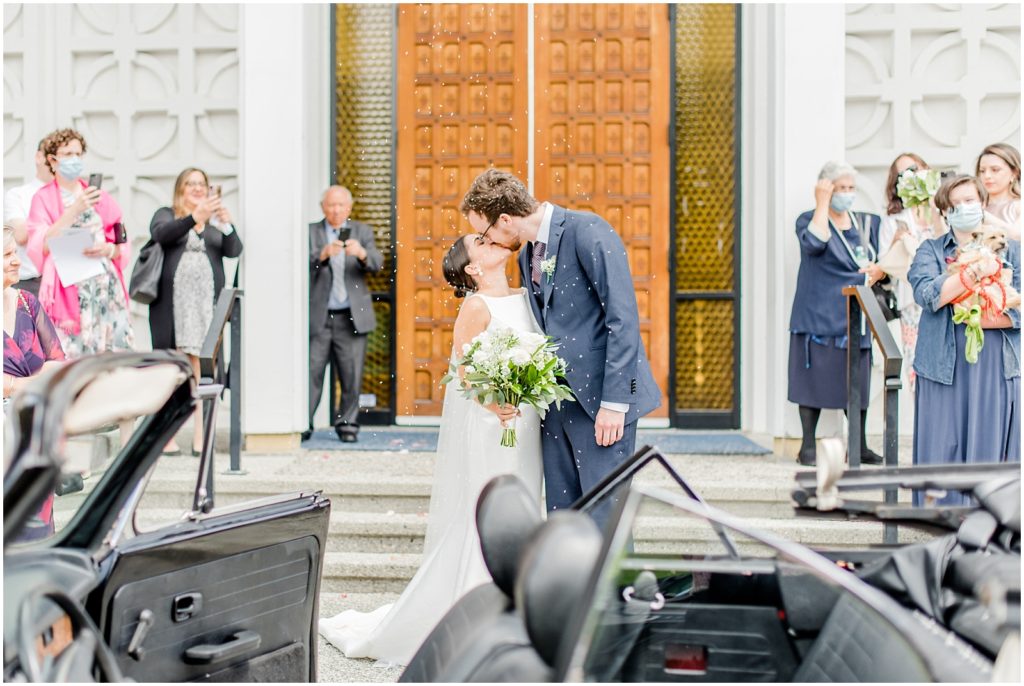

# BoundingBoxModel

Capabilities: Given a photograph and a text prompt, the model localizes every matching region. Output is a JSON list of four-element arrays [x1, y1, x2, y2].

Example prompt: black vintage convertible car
[[5, 352, 1019, 682], [398, 448, 1020, 682], [3, 352, 329, 682]]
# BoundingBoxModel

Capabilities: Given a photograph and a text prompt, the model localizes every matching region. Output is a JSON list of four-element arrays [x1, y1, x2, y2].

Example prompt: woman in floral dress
[[25, 128, 134, 358]]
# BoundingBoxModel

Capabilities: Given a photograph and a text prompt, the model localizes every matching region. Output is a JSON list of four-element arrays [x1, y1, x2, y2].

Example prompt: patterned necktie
[[531, 241, 546, 285]]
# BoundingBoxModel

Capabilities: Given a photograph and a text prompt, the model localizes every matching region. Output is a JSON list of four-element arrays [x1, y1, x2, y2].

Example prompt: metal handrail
[[198, 287, 244, 474], [844, 284, 903, 543]]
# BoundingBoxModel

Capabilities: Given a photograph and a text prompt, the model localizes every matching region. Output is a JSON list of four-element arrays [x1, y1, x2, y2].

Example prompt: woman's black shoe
[[860, 449, 884, 465], [55, 472, 85, 496], [797, 448, 816, 466]]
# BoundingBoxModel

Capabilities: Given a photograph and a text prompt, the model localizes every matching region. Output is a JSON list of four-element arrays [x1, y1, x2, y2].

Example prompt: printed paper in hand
[[48, 227, 105, 286]]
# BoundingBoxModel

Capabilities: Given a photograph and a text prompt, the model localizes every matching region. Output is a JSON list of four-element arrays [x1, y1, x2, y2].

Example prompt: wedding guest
[[788, 161, 884, 466], [977, 143, 1021, 240], [3, 225, 65, 541], [877, 152, 946, 390], [149, 168, 243, 456], [908, 175, 1020, 505], [306, 186, 383, 443], [25, 127, 134, 358], [2, 137, 53, 296]]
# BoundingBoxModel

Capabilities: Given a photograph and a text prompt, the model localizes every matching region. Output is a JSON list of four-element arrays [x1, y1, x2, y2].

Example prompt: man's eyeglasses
[[475, 217, 497, 245]]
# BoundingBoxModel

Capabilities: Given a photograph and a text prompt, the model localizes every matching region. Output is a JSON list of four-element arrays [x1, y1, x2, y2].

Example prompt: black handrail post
[[847, 295, 862, 470], [844, 285, 903, 545], [883, 377, 900, 544], [227, 293, 244, 475]]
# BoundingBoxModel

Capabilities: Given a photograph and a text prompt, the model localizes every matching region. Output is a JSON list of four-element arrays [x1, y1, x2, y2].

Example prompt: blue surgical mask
[[830, 192, 856, 213], [56, 156, 83, 181], [946, 202, 984, 231]]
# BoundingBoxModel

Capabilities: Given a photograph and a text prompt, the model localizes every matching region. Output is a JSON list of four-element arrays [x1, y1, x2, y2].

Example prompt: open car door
[[6, 352, 329, 682]]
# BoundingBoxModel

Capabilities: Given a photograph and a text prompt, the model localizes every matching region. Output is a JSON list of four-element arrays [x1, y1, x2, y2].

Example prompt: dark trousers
[[309, 310, 367, 434], [541, 399, 638, 529]]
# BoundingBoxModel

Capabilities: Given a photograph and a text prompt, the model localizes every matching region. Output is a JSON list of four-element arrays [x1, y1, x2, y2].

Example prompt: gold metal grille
[[674, 4, 737, 413], [335, 4, 394, 405], [675, 300, 734, 410]]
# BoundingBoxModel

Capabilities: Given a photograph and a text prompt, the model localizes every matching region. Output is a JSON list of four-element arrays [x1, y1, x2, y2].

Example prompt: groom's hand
[[595, 408, 625, 446]]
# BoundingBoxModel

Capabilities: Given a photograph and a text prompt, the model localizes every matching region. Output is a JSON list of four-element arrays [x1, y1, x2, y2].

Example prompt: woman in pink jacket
[[26, 128, 133, 357]]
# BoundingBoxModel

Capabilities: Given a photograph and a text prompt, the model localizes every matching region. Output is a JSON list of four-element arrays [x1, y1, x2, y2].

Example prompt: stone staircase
[[54, 441, 922, 595]]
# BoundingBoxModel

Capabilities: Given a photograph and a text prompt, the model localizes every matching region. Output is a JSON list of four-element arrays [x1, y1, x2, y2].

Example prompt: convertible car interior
[[400, 446, 1017, 683], [4, 352, 330, 683]]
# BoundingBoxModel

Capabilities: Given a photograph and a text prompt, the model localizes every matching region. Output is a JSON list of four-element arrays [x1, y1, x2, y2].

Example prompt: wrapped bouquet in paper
[[441, 327, 575, 447]]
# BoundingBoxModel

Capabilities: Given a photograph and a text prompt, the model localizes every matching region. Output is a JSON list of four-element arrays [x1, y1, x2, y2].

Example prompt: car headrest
[[475, 475, 543, 600], [515, 511, 603, 667]]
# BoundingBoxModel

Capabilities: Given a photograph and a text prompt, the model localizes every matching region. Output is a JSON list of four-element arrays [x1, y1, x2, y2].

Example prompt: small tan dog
[[947, 224, 1021, 316]]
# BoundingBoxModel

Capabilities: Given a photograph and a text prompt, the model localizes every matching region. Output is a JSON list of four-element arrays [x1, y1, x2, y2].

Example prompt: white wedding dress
[[319, 290, 544, 666]]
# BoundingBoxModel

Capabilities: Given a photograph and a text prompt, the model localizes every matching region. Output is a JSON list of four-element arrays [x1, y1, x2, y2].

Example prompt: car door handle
[[184, 630, 261, 664]]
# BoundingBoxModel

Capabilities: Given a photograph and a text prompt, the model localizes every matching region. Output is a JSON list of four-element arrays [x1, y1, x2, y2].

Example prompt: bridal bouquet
[[896, 168, 941, 220], [441, 327, 575, 447]]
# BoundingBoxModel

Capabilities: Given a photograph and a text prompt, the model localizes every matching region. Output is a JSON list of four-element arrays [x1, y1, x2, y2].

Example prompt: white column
[[740, 4, 846, 451], [239, 3, 329, 450]]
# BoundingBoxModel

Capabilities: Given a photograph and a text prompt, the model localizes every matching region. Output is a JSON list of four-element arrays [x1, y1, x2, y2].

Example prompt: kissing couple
[[320, 169, 661, 666]]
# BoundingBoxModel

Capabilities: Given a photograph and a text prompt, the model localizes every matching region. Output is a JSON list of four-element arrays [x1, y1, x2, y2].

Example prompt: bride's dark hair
[[443, 236, 477, 298]]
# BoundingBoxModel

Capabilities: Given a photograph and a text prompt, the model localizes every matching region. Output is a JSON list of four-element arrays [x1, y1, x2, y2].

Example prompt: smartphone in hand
[[88, 172, 103, 189], [210, 184, 222, 198], [112, 222, 128, 245]]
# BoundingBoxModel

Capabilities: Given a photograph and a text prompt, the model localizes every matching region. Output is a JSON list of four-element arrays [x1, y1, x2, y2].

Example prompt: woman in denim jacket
[[908, 175, 1020, 506]]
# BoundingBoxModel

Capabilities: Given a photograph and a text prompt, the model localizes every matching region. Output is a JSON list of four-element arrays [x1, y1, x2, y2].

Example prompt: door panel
[[96, 497, 329, 682], [395, 3, 530, 417], [534, 3, 671, 418]]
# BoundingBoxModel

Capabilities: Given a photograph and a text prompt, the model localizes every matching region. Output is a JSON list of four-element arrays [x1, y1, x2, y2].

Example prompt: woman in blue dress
[[788, 161, 886, 466], [908, 175, 1020, 506]]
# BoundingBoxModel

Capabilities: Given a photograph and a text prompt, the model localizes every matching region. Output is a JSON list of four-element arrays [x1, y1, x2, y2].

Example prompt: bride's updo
[[443, 236, 477, 298]]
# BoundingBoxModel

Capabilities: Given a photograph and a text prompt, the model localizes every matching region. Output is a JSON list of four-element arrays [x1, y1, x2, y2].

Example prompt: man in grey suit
[[461, 169, 661, 524], [307, 186, 384, 442]]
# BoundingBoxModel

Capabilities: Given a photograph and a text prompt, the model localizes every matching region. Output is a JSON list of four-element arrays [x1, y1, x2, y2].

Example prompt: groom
[[461, 169, 661, 524]]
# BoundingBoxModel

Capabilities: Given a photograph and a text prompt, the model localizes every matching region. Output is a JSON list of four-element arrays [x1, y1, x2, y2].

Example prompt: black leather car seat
[[399, 475, 543, 682], [458, 511, 604, 682], [793, 593, 932, 682]]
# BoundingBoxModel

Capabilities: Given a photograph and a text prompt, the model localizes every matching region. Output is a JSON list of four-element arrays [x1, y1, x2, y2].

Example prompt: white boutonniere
[[540, 256, 557, 282]]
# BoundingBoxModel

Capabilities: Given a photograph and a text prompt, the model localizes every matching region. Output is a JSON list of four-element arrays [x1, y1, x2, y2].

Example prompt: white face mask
[[946, 202, 984, 231]]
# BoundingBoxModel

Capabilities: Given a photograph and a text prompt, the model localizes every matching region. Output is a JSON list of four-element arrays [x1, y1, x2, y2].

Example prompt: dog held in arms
[[946, 224, 1021, 363]]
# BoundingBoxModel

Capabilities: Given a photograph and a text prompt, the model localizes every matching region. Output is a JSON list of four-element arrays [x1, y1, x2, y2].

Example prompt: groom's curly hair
[[460, 168, 537, 224]]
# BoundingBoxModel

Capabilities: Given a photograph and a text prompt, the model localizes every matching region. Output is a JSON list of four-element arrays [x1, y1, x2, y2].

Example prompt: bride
[[319, 234, 544, 666]]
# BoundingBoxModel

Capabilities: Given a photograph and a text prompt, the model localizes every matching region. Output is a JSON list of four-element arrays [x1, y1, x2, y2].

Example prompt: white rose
[[509, 348, 532, 365]]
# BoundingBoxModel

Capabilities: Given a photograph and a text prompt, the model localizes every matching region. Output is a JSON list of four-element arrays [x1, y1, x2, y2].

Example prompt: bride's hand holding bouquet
[[441, 326, 575, 447]]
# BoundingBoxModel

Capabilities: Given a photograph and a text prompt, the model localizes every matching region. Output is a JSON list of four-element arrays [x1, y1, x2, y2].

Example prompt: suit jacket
[[148, 206, 244, 350], [309, 218, 384, 336], [519, 205, 661, 424]]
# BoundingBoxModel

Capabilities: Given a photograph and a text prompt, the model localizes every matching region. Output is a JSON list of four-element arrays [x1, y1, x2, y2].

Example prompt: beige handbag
[[877, 221, 919, 282]]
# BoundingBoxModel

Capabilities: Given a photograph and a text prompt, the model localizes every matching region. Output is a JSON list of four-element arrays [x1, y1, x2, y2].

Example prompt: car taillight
[[664, 644, 708, 675]]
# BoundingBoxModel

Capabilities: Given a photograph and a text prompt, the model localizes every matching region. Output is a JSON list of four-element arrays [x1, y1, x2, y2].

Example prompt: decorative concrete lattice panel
[[674, 4, 737, 413], [846, 3, 1020, 214]]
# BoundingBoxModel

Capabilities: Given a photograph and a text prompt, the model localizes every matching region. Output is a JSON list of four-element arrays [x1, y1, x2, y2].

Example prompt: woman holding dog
[[908, 175, 1020, 505], [788, 161, 885, 467]]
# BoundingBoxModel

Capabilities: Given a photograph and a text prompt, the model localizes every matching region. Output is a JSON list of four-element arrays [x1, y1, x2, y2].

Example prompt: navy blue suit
[[519, 205, 661, 520]]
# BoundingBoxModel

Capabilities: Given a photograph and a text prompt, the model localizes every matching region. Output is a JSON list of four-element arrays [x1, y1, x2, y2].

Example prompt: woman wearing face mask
[[25, 128, 134, 358], [877, 153, 947, 391], [788, 161, 885, 467], [976, 143, 1021, 241], [908, 175, 1020, 505]]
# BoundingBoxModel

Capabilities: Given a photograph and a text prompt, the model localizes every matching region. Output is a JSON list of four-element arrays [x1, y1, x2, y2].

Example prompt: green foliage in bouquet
[[896, 168, 941, 221], [441, 327, 575, 447]]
